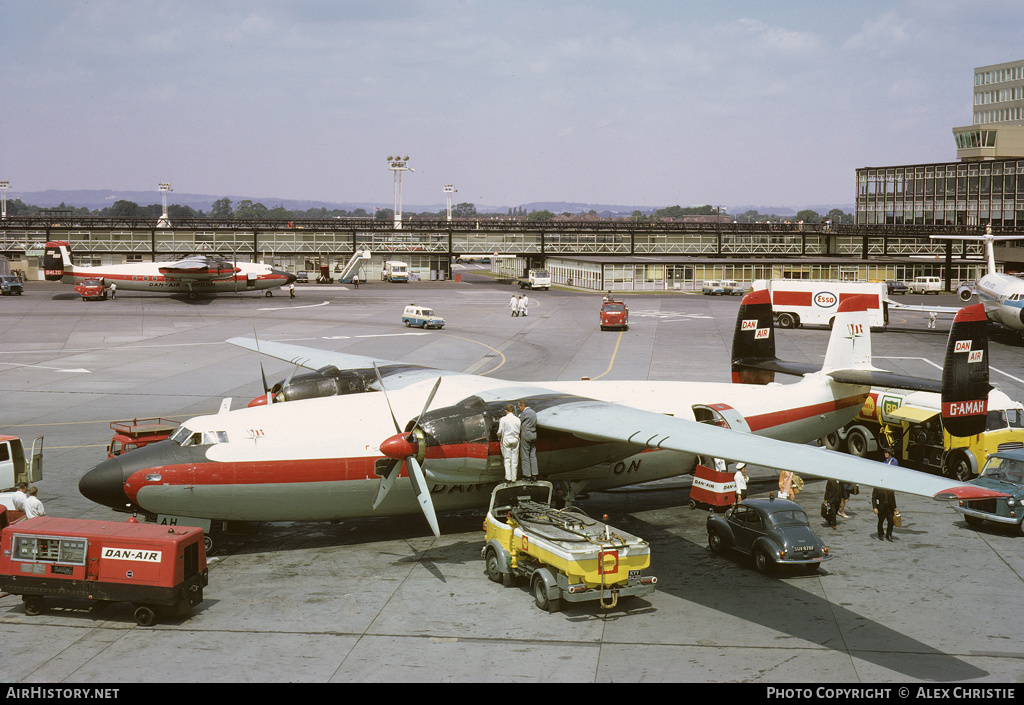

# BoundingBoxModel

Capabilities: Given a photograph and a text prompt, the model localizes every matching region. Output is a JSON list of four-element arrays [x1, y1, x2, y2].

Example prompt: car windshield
[[421, 309, 434, 316], [604, 304, 624, 312], [767, 509, 808, 526], [981, 457, 1024, 484], [1006, 408, 1024, 429]]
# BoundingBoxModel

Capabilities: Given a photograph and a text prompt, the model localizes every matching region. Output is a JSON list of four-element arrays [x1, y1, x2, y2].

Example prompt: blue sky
[[1, 0, 1021, 210]]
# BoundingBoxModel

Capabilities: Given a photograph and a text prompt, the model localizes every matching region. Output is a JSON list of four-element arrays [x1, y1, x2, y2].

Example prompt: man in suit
[[872, 483, 898, 541], [517, 400, 538, 480]]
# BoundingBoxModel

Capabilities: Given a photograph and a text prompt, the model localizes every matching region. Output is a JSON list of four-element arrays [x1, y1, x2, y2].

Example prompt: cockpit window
[[169, 426, 192, 445], [170, 426, 228, 446]]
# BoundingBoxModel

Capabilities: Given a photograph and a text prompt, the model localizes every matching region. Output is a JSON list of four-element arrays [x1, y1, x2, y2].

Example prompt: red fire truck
[[0, 516, 208, 626]]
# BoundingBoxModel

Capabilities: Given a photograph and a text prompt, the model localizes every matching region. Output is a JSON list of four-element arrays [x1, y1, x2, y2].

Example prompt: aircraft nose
[[276, 269, 296, 284], [79, 456, 131, 510]]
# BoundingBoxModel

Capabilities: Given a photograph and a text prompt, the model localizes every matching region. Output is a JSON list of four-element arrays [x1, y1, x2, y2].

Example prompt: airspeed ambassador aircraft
[[79, 292, 1003, 540], [44, 240, 295, 299]]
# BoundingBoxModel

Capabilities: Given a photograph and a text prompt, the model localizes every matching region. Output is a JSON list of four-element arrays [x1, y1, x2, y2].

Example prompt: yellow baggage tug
[[482, 481, 657, 612]]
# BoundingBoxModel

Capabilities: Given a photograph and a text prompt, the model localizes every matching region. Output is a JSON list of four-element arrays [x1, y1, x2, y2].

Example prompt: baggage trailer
[[688, 462, 737, 511], [482, 481, 657, 612], [0, 517, 208, 626]]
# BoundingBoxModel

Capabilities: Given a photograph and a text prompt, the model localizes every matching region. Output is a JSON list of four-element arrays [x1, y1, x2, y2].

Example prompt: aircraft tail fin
[[941, 303, 991, 437], [821, 295, 873, 374], [43, 241, 74, 282], [731, 289, 818, 383]]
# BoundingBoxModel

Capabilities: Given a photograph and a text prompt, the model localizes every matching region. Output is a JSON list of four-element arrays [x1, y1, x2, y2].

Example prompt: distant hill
[[9, 190, 854, 218]]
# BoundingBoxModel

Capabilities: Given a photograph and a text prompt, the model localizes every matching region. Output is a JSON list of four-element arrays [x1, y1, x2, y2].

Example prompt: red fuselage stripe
[[743, 394, 866, 432]]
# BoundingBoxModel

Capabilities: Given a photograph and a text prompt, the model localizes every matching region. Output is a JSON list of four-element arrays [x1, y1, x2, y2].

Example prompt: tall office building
[[857, 59, 1024, 229]]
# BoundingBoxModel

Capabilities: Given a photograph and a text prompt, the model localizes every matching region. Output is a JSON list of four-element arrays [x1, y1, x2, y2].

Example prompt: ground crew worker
[[509, 294, 519, 316], [518, 294, 529, 316], [518, 400, 538, 480], [12, 481, 27, 512], [109, 281, 117, 300], [23, 486, 45, 519], [497, 404, 521, 482]]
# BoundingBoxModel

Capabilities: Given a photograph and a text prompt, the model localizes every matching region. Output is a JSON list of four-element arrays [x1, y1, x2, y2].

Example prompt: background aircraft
[[78, 293, 999, 542], [889, 230, 1024, 340], [43, 240, 295, 299]]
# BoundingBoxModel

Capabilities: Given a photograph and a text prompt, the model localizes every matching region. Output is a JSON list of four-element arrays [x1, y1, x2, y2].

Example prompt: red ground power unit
[[689, 463, 737, 511], [0, 517, 208, 626]]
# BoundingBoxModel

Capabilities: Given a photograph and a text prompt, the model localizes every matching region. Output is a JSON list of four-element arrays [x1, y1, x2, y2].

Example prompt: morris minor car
[[707, 497, 833, 573], [956, 449, 1024, 536]]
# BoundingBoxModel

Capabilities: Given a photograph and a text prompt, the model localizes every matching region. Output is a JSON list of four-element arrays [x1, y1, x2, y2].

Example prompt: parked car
[[0, 274, 23, 295], [701, 280, 725, 295], [955, 449, 1024, 536], [706, 497, 833, 574], [295, 271, 309, 283], [721, 280, 746, 296], [402, 304, 444, 329], [885, 280, 909, 295]]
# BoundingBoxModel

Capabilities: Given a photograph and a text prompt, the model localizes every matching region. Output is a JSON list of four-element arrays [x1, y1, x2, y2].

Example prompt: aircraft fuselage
[[80, 375, 867, 524]]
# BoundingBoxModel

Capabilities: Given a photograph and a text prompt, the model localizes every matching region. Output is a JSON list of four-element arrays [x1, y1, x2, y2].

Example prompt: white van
[[382, 260, 409, 283], [909, 276, 942, 294]]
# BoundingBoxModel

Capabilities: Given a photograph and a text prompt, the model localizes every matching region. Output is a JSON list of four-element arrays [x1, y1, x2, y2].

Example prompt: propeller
[[372, 362, 443, 537], [249, 330, 301, 406]]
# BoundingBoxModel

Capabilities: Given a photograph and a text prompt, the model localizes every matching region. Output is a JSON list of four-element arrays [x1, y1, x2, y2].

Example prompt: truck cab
[[383, 260, 410, 283], [74, 278, 107, 301], [600, 299, 629, 331], [0, 436, 44, 514], [518, 269, 551, 290], [108, 418, 180, 458]]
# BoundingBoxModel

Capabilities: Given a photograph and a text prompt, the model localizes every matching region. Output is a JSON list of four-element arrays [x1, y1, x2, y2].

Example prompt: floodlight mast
[[0, 181, 9, 220], [387, 155, 413, 229], [157, 183, 172, 228], [444, 184, 456, 222]]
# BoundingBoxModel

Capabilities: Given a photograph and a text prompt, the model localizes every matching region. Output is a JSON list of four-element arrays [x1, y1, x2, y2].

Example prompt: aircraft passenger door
[[692, 404, 752, 433]]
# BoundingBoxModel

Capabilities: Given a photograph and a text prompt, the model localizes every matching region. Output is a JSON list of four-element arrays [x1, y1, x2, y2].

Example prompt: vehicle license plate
[[794, 545, 812, 552]]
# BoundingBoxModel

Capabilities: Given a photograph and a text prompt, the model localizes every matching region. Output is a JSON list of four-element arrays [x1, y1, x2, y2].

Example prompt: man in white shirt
[[12, 481, 28, 512], [23, 486, 45, 519], [497, 405, 521, 482], [508, 294, 519, 317], [518, 294, 529, 317]]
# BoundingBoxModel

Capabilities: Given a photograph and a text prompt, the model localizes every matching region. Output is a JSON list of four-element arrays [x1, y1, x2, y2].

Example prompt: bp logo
[[813, 291, 838, 308], [880, 395, 902, 422]]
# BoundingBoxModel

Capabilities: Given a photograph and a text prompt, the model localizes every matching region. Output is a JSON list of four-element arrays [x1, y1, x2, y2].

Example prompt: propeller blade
[[406, 456, 440, 537], [253, 328, 272, 404], [409, 377, 442, 438], [371, 458, 402, 510], [372, 361, 402, 434]]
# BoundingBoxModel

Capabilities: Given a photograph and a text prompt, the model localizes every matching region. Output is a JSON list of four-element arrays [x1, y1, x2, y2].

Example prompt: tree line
[[1, 197, 852, 224]]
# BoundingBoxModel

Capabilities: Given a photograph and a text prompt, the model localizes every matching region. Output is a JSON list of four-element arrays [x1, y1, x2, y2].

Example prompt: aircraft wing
[[159, 255, 239, 281], [226, 337, 461, 389], [886, 300, 962, 316], [538, 398, 1002, 501]]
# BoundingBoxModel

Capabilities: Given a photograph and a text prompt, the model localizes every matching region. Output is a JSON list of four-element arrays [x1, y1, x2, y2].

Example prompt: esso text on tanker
[[813, 291, 838, 308]]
